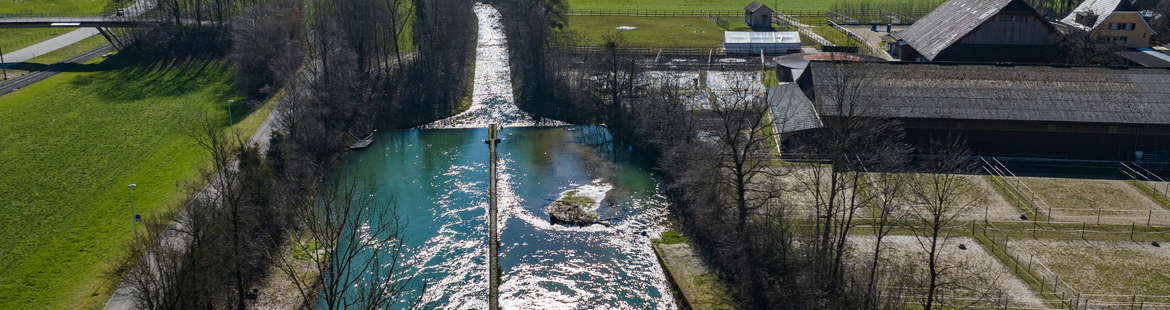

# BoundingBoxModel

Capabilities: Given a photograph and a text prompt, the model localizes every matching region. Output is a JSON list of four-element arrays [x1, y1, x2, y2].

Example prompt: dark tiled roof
[[809, 61, 1170, 125], [768, 84, 822, 132], [1116, 50, 1170, 68], [745, 1, 767, 12], [892, 0, 1032, 61], [1060, 0, 1141, 30]]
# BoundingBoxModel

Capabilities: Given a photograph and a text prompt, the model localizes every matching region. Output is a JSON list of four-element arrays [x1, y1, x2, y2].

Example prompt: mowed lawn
[[566, 0, 831, 11], [0, 54, 266, 309], [564, 16, 726, 48], [0, 0, 108, 52]]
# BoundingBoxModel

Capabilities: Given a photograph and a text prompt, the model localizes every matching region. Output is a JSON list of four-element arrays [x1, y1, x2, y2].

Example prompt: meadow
[[0, 53, 271, 310], [565, 0, 831, 12], [563, 16, 727, 48]]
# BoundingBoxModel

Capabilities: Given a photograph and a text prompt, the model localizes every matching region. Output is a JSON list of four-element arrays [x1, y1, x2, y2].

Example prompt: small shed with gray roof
[[744, 2, 774, 29]]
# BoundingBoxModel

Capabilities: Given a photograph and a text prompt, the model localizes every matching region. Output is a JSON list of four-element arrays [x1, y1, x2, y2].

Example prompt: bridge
[[0, 16, 140, 28]]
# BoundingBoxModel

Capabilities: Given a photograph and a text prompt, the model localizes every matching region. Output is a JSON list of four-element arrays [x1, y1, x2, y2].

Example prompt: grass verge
[[2, 35, 109, 79], [812, 25, 863, 48], [0, 52, 268, 310], [1128, 180, 1170, 208]]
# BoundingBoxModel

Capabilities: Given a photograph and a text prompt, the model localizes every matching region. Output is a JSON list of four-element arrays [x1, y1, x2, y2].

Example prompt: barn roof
[[1117, 49, 1170, 68], [768, 84, 822, 133], [745, 1, 769, 12], [891, 0, 1039, 61], [808, 61, 1170, 125]]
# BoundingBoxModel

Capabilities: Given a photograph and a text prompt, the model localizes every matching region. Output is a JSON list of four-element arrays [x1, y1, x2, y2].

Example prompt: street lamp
[[227, 100, 235, 138], [128, 184, 141, 244]]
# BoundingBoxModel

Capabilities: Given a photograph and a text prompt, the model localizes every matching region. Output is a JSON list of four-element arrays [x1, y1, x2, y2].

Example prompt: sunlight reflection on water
[[417, 3, 566, 129], [361, 3, 674, 309]]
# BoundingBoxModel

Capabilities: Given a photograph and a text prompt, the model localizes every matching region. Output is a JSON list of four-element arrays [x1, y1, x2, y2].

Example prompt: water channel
[[333, 3, 676, 309]]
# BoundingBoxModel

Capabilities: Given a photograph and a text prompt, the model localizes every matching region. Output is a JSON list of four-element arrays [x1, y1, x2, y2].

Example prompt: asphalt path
[[1, 27, 101, 67]]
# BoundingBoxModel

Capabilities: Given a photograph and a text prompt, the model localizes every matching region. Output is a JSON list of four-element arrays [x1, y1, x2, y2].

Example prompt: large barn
[[888, 0, 1060, 62], [775, 61, 1170, 164]]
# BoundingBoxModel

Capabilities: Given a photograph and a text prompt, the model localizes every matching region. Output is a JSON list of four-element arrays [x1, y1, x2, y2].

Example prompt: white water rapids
[[419, 3, 565, 129]]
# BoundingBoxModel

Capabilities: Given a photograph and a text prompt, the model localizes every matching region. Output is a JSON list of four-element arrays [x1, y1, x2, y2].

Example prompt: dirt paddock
[[848, 235, 1047, 309]]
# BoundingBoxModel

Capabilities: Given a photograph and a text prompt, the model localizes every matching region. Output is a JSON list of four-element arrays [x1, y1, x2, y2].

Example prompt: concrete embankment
[[652, 239, 738, 310]]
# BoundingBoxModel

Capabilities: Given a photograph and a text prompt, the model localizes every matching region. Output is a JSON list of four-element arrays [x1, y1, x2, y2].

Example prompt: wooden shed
[[744, 2, 773, 29], [889, 0, 1059, 62]]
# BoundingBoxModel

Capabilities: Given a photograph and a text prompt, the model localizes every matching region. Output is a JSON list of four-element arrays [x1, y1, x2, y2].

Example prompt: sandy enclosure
[[959, 175, 1027, 222], [1014, 177, 1170, 225], [848, 235, 1048, 309], [1011, 239, 1170, 297], [768, 171, 1017, 222], [769, 166, 858, 218]]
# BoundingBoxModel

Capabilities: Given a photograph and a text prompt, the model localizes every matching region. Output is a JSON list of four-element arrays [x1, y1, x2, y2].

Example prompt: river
[[333, 3, 676, 309]]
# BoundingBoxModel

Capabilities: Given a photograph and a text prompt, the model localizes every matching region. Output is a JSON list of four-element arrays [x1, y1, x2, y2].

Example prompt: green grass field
[[566, 0, 830, 12], [0, 53, 270, 310], [0, 0, 106, 13], [563, 16, 726, 48], [812, 25, 863, 48]]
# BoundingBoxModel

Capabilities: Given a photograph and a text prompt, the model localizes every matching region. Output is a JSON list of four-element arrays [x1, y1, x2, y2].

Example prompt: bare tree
[[582, 31, 642, 141], [707, 75, 782, 233], [906, 139, 982, 310], [794, 60, 906, 294], [274, 177, 425, 310], [1056, 26, 1128, 65], [862, 162, 909, 310]]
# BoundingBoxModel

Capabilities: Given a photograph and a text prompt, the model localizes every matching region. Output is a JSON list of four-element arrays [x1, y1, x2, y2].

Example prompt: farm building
[[724, 31, 801, 54], [1058, 0, 1157, 48], [888, 0, 1060, 62], [1116, 48, 1170, 67], [744, 2, 774, 30], [777, 61, 1170, 164]]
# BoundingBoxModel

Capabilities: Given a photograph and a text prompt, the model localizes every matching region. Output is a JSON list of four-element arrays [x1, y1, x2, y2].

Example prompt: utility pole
[[486, 124, 502, 309]]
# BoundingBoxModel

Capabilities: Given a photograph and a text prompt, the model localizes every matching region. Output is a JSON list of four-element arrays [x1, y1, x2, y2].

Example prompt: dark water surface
[[338, 126, 675, 309]]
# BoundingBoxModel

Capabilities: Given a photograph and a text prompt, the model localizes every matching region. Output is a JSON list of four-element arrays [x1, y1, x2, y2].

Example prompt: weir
[[334, 3, 674, 309]]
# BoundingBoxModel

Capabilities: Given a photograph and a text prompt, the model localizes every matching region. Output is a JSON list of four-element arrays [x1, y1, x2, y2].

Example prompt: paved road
[[0, 44, 114, 96], [2, 27, 101, 68]]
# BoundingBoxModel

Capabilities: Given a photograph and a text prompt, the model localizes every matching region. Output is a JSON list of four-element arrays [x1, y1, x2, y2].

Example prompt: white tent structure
[[723, 31, 801, 54]]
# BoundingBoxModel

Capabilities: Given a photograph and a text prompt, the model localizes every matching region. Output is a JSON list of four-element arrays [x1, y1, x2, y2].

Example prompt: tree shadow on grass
[[64, 48, 238, 107]]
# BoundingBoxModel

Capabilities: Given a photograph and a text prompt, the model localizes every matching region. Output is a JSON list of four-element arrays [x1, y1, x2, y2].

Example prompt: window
[[1114, 36, 1128, 44], [1124, 23, 1136, 30], [1110, 22, 1119, 30]]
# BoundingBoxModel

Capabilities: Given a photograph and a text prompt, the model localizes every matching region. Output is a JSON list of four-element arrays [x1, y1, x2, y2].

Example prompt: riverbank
[[653, 232, 738, 310]]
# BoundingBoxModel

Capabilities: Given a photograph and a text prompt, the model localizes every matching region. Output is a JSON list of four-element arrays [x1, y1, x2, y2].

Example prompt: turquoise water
[[338, 126, 675, 309]]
